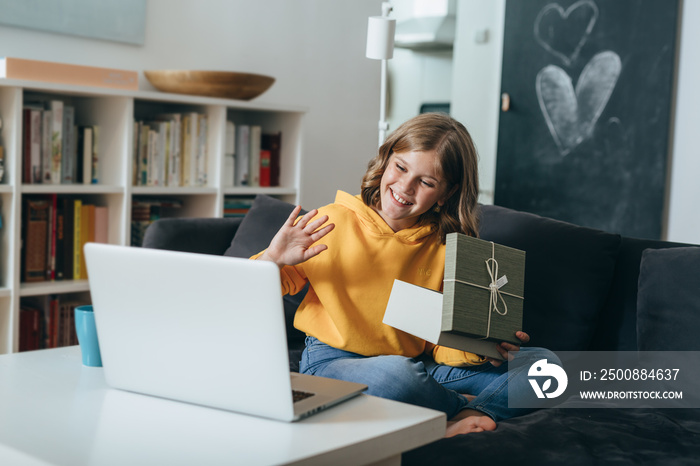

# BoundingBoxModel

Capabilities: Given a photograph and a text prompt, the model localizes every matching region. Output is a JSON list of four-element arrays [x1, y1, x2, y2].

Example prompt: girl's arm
[[258, 205, 335, 267]]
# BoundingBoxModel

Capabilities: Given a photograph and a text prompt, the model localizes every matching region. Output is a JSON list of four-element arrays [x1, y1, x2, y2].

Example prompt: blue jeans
[[299, 336, 558, 422]]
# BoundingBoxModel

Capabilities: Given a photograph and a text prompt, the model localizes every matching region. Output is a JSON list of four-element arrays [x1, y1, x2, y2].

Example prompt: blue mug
[[75, 305, 102, 367]]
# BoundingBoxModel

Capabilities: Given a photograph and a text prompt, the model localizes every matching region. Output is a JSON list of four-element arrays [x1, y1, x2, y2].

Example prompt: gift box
[[442, 232, 525, 346], [383, 233, 525, 360]]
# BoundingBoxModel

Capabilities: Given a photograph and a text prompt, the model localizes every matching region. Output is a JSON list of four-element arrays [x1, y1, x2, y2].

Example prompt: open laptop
[[84, 243, 367, 422]]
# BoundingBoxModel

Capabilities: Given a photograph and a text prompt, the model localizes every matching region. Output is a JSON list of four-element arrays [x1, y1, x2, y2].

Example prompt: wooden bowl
[[144, 70, 275, 101]]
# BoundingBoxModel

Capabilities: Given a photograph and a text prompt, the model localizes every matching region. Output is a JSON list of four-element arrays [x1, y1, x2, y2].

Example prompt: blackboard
[[494, 0, 680, 239]]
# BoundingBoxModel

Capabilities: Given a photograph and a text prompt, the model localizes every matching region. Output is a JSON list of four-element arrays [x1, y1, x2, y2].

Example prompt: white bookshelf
[[0, 79, 306, 354]]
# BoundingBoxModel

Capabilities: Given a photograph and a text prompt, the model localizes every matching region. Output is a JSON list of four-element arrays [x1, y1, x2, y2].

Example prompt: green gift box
[[441, 233, 526, 347]]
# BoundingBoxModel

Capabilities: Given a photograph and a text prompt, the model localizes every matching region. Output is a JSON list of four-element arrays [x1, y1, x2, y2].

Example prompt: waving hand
[[259, 206, 335, 267]]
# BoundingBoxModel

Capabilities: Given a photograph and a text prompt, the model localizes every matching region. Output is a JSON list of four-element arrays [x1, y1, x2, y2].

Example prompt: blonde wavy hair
[[361, 113, 480, 243]]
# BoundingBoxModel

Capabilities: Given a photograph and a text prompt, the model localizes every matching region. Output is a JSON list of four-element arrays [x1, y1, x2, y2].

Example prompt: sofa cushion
[[478, 204, 621, 351], [637, 247, 700, 351], [224, 195, 308, 346]]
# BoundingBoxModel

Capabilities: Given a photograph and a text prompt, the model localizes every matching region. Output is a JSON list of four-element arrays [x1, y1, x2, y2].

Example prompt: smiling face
[[375, 150, 452, 232]]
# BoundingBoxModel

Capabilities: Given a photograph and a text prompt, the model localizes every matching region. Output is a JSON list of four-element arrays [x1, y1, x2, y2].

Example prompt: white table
[[0, 347, 445, 466]]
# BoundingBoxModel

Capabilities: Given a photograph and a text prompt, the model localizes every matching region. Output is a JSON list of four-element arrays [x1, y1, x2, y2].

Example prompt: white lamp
[[366, 2, 396, 146]]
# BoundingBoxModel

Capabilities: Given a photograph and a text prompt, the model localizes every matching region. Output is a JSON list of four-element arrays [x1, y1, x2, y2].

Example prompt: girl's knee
[[515, 347, 561, 368], [363, 356, 430, 401]]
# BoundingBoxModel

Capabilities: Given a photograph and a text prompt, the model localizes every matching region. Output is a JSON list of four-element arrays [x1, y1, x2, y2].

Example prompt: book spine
[[181, 116, 190, 186], [91, 126, 99, 183], [82, 127, 93, 184], [94, 206, 108, 244], [73, 199, 82, 280], [147, 129, 158, 186], [235, 125, 250, 186], [161, 121, 170, 187], [62, 197, 74, 280], [22, 109, 31, 183], [260, 149, 271, 187], [197, 115, 208, 186], [41, 110, 52, 183], [46, 194, 57, 280], [23, 198, 49, 282], [55, 201, 65, 280], [224, 120, 236, 187], [48, 296, 59, 348], [188, 112, 199, 187], [139, 123, 149, 186], [50, 101, 63, 184], [249, 125, 261, 187], [30, 110, 42, 183], [170, 115, 181, 187], [80, 204, 94, 280], [262, 132, 282, 187], [92, 125, 100, 184], [61, 106, 75, 184], [132, 121, 139, 185], [158, 122, 167, 186]]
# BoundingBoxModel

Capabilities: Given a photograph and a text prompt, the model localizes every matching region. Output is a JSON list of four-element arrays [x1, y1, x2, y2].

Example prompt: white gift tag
[[496, 275, 508, 289]]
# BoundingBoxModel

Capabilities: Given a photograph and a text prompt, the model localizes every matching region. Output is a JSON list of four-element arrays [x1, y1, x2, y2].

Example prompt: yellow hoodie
[[255, 191, 486, 366]]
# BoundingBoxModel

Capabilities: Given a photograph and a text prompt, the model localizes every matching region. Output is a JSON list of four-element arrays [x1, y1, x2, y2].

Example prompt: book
[[223, 197, 254, 218], [22, 108, 30, 183], [197, 114, 208, 186], [0, 57, 138, 90], [19, 305, 42, 352], [80, 203, 94, 279], [167, 115, 181, 187], [78, 126, 93, 184], [73, 199, 82, 280], [46, 194, 58, 280], [49, 100, 63, 184], [91, 126, 99, 183], [186, 112, 199, 186], [224, 121, 236, 187], [47, 296, 59, 348], [132, 121, 140, 185], [149, 113, 183, 187], [249, 125, 261, 187], [41, 110, 52, 183], [235, 125, 250, 186], [23, 108, 42, 183], [181, 115, 192, 186], [54, 199, 65, 280], [261, 132, 282, 187], [259, 150, 271, 187], [61, 197, 75, 281], [61, 106, 76, 184], [22, 198, 49, 282], [138, 122, 149, 186], [130, 197, 183, 246], [94, 206, 108, 244]]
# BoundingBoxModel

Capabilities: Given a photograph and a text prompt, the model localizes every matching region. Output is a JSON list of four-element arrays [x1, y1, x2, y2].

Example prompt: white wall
[[451, 0, 699, 243], [387, 48, 453, 132], [665, 0, 700, 244], [0, 0, 383, 208], [386, 0, 454, 131], [450, 0, 505, 205]]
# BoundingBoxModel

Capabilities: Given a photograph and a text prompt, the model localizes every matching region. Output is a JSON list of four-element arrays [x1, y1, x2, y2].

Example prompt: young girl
[[255, 113, 556, 436]]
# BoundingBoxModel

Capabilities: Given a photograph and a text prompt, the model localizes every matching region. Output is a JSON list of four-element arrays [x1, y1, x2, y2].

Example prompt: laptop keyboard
[[292, 390, 315, 403]]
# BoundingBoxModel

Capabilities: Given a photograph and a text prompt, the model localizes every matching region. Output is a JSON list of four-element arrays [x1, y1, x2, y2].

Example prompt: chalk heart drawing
[[535, 0, 599, 66], [536, 51, 622, 156]]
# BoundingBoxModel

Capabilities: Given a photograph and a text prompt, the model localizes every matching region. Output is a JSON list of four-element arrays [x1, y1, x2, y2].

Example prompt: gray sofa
[[142, 194, 700, 465]]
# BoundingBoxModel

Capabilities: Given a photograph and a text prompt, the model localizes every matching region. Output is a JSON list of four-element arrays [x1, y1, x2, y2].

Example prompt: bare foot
[[445, 409, 497, 437]]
